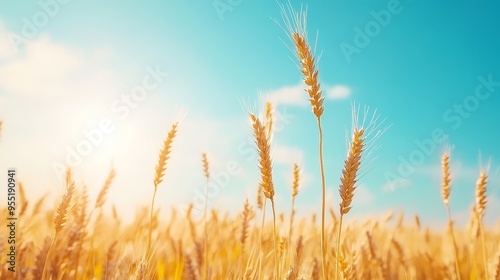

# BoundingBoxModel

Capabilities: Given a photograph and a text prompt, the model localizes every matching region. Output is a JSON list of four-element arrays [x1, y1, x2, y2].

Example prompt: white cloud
[[273, 145, 304, 165], [355, 184, 375, 204], [327, 85, 351, 100], [265, 83, 308, 106], [383, 178, 411, 192], [264, 82, 352, 106], [0, 22, 16, 58], [0, 34, 89, 97]]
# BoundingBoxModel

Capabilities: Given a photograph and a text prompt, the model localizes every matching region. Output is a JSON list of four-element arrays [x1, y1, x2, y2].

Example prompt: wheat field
[[0, 146, 499, 280], [1, 4, 500, 280]]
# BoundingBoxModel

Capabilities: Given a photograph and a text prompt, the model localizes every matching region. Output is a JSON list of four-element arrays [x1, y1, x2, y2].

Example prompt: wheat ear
[[289, 163, 300, 243], [95, 166, 116, 209], [265, 101, 274, 137], [240, 198, 253, 247], [336, 128, 365, 279], [288, 14, 327, 280], [42, 169, 76, 280], [441, 149, 461, 280], [250, 113, 279, 279], [202, 152, 210, 280], [475, 170, 488, 279], [258, 103, 272, 280], [147, 122, 177, 260]]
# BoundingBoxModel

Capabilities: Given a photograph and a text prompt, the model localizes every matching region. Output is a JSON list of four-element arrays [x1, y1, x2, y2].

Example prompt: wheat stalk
[[95, 166, 116, 209], [441, 148, 461, 280], [147, 122, 178, 260], [277, 4, 327, 277], [293, 25, 327, 280], [336, 128, 365, 279], [42, 168, 76, 280], [201, 152, 210, 280], [250, 113, 279, 279], [493, 248, 500, 280], [474, 170, 488, 279], [289, 163, 300, 243], [254, 103, 273, 279], [240, 198, 253, 247]]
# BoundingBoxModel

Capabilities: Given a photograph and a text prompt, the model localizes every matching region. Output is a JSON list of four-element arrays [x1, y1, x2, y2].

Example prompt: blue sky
[[0, 0, 499, 227]]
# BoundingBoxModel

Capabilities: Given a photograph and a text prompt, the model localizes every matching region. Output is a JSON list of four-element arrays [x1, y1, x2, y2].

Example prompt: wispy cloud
[[265, 83, 307, 106], [0, 35, 83, 97], [355, 184, 376, 204], [264, 82, 352, 106], [327, 85, 351, 100], [0, 21, 16, 58], [0, 31, 116, 99], [273, 145, 304, 165]]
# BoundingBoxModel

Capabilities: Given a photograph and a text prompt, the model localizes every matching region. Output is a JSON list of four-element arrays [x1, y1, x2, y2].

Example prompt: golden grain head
[[154, 122, 178, 188], [441, 151, 451, 205], [54, 179, 76, 234], [339, 128, 365, 215], [292, 163, 300, 198], [95, 167, 116, 209], [202, 152, 210, 180], [292, 32, 324, 119], [265, 101, 273, 137], [250, 113, 274, 200], [475, 171, 488, 218]]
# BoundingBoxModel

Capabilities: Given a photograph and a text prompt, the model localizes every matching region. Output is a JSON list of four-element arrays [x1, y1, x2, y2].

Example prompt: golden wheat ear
[[335, 104, 387, 279], [95, 165, 116, 210], [250, 113, 281, 279], [275, 4, 328, 278], [147, 122, 178, 260], [441, 146, 461, 280], [154, 122, 178, 188], [474, 169, 489, 279]]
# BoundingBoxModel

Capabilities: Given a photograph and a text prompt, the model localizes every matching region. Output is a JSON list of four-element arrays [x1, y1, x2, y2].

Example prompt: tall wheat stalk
[[202, 152, 210, 280], [257, 102, 273, 279], [474, 170, 488, 279], [42, 169, 76, 280], [250, 113, 280, 279], [289, 163, 300, 243], [258, 185, 267, 280], [146, 122, 177, 260], [277, 4, 327, 277], [441, 149, 461, 280], [336, 128, 365, 280]]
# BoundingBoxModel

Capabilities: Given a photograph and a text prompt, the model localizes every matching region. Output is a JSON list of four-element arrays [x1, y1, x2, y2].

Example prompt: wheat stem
[[475, 171, 488, 279], [147, 122, 177, 260], [202, 152, 210, 280], [441, 150, 461, 280], [336, 128, 365, 280]]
